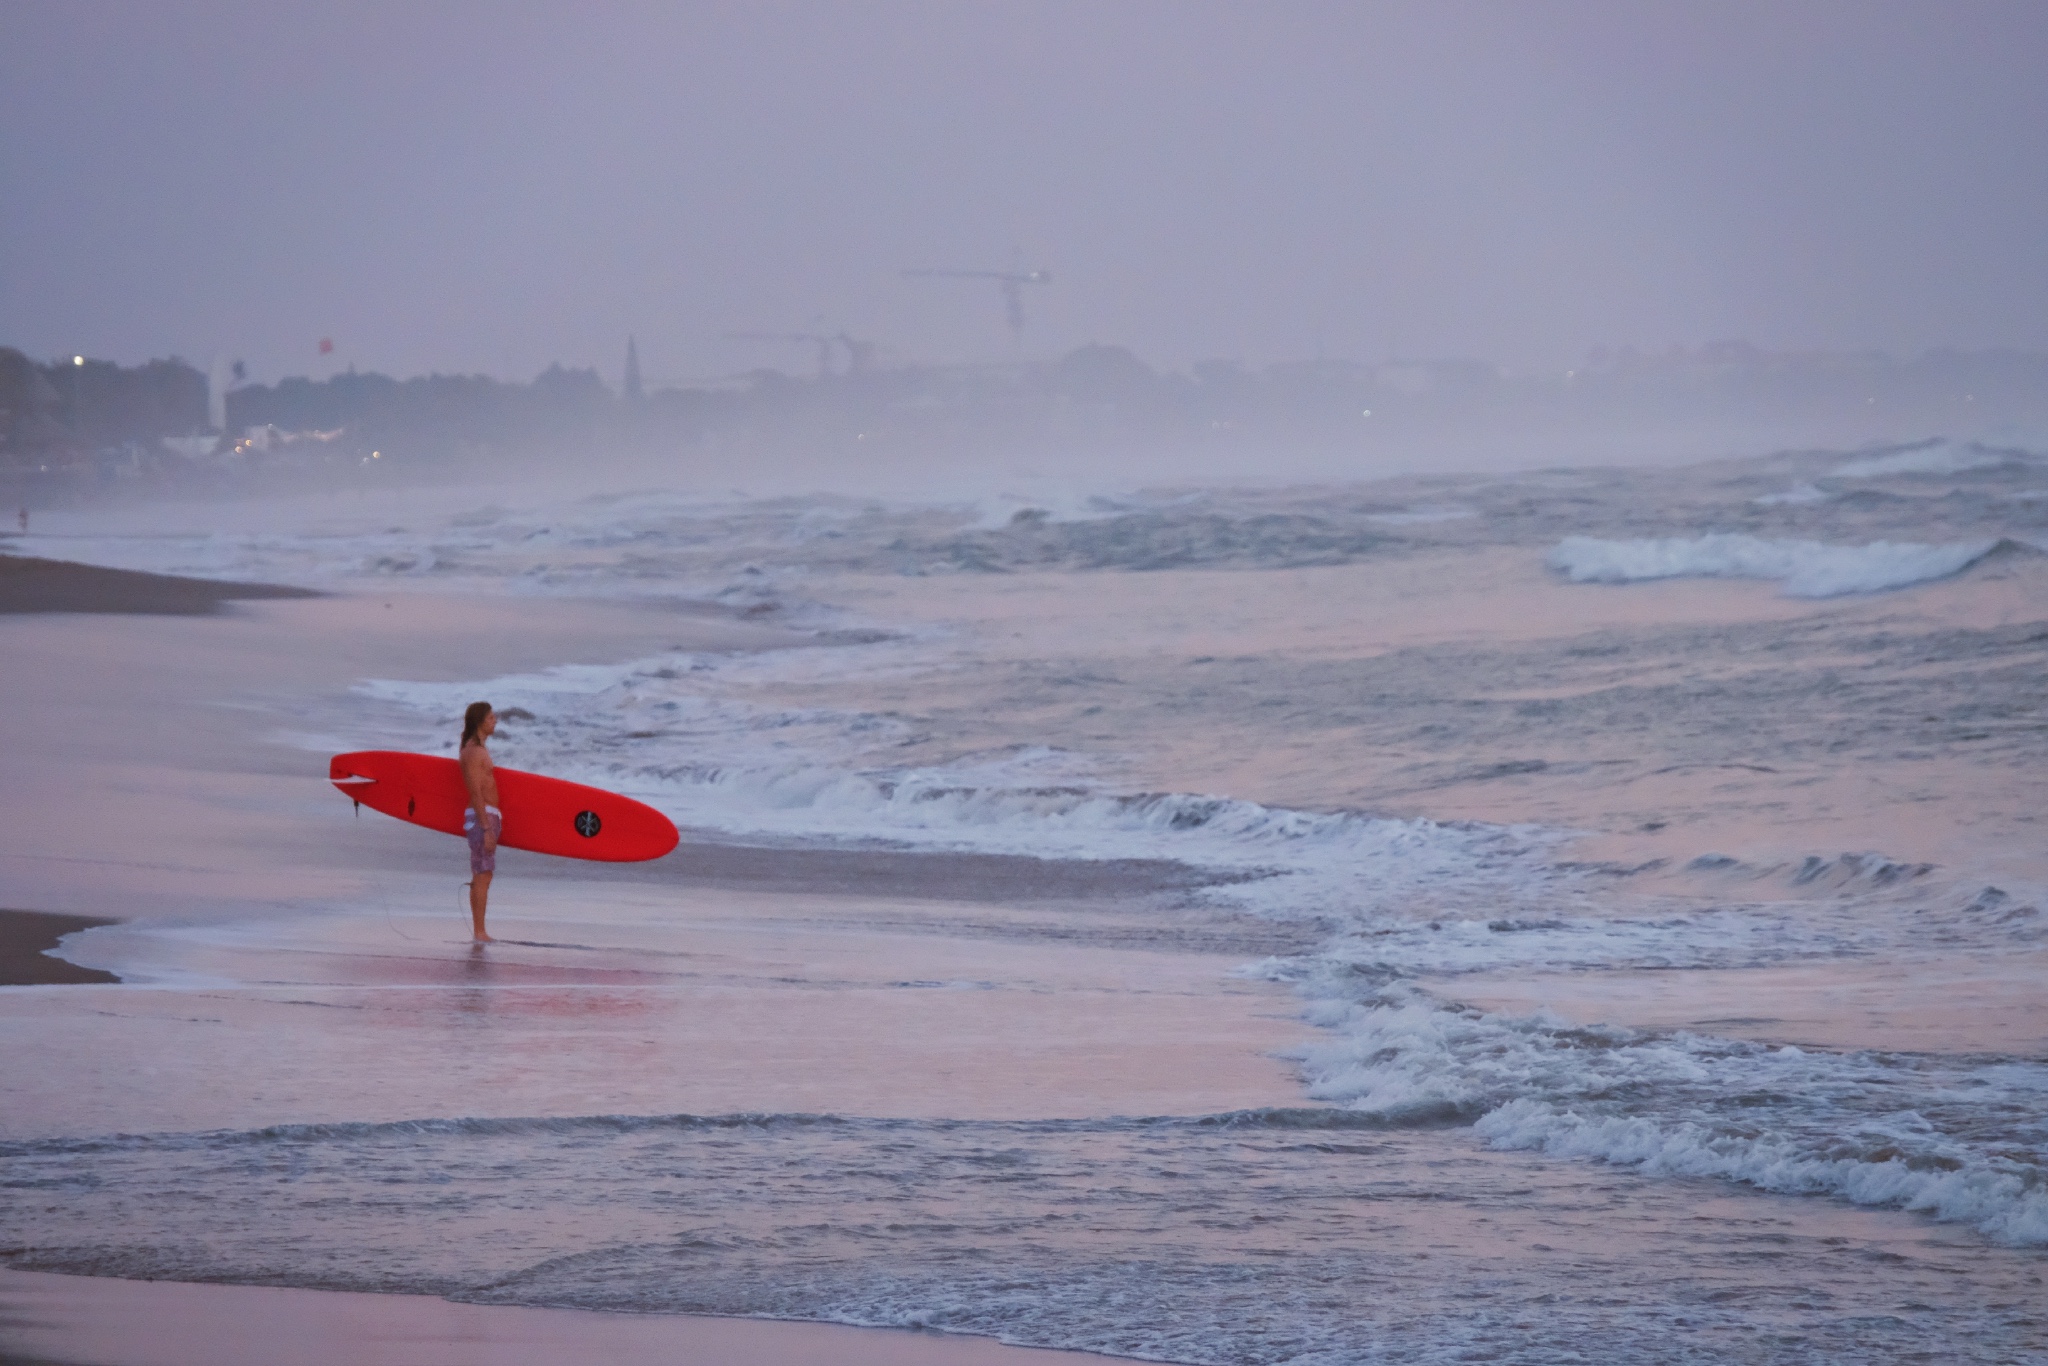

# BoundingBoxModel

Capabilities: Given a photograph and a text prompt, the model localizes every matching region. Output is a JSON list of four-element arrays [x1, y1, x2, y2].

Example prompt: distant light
[[73, 356, 84, 366], [372, 451, 380, 458], [1361, 410, 1372, 417]]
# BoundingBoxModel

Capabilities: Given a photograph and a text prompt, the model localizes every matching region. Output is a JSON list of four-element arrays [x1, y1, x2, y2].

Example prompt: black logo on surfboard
[[574, 810, 602, 838]]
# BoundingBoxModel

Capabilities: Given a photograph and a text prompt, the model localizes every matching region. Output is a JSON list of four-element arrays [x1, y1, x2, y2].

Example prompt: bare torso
[[461, 738, 498, 816]]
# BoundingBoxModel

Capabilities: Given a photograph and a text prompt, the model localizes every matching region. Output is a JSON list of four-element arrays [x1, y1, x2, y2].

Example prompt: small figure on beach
[[460, 701, 500, 942], [16, 507, 26, 534]]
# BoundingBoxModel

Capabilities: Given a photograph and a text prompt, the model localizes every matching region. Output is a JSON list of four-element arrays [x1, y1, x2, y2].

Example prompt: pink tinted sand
[[0, 596, 1306, 1136], [1, 881, 1302, 1136], [0, 591, 1302, 1363], [0, 1268, 1111, 1366]]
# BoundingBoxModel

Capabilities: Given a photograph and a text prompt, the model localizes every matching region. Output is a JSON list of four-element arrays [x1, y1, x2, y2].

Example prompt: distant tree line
[[0, 348, 207, 461], [7, 339, 2048, 486]]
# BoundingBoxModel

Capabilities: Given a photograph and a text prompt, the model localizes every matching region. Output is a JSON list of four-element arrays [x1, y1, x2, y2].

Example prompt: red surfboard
[[330, 750, 679, 862]]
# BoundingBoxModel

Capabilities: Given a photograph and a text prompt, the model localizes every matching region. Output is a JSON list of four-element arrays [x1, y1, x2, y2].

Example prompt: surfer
[[460, 701, 499, 942]]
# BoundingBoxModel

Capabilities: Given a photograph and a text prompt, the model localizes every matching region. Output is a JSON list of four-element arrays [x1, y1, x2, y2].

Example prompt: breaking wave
[[1830, 438, 2041, 480], [1546, 533, 2006, 596], [1280, 979, 2048, 1245]]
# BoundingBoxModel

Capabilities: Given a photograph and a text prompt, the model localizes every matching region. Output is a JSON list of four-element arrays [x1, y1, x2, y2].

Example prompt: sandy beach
[[0, 563, 1306, 1362]]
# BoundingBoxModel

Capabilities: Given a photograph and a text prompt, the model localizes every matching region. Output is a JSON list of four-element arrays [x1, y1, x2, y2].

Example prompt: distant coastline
[[0, 552, 320, 615], [8, 340, 2048, 508]]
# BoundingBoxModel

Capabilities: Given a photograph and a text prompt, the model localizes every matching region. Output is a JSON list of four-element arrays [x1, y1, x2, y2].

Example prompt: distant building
[[624, 336, 644, 402]]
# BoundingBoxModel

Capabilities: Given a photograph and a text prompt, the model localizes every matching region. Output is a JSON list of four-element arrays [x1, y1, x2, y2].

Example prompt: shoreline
[[0, 909, 119, 985], [0, 551, 321, 615], [0, 585, 1309, 1363]]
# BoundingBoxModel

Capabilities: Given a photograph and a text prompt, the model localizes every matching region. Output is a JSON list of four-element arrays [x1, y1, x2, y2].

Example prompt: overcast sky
[[5, 1, 2045, 388]]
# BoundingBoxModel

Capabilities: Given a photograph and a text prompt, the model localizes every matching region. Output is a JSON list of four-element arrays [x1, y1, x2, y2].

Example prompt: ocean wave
[[1290, 982, 2048, 1244], [1475, 1097, 2048, 1246], [1830, 439, 2040, 480], [1546, 533, 2006, 596], [8, 1098, 2039, 1362], [912, 509, 1396, 572]]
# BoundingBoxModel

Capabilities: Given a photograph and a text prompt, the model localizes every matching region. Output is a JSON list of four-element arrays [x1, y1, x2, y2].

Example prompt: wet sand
[[1, 879, 1306, 1136], [0, 587, 1307, 1363], [0, 1267, 1115, 1366], [0, 552, 320, 614], [0, 909, 118, 985]]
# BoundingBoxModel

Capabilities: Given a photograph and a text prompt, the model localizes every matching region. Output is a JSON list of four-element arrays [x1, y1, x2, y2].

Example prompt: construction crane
[[902, 265, 1052, 341]]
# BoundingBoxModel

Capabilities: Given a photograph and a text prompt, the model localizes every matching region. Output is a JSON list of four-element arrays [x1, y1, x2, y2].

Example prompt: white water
[[1545, 533, 2004, 596]]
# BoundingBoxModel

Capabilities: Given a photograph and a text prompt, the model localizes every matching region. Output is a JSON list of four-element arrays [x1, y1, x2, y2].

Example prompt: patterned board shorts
[[464, 809, 502, 875]]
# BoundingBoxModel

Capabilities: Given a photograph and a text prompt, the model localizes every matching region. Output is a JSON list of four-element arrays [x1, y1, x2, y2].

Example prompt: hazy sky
[[5, 1, 2046, 388]]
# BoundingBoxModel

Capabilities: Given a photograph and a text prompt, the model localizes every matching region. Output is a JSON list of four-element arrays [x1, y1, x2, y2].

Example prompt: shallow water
[[8, 1110, 2044, 1364], [6, 440, 2047, 1361]]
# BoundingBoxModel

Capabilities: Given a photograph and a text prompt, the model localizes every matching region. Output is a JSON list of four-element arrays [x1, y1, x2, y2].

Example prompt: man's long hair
[[461, 701, 493, 747]]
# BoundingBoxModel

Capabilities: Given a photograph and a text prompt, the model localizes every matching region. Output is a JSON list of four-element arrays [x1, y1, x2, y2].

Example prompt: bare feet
[[468, 872, 493, 943]]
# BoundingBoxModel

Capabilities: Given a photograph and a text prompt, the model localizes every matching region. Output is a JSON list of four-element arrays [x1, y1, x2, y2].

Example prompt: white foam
[[1476, 1098, 2048, 1245], [1547, 533, 2000, 597], [1289, 983, 2048, 1245]]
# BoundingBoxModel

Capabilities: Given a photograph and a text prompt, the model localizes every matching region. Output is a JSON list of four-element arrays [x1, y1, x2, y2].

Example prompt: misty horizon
[[6, 2, 2046, 391]]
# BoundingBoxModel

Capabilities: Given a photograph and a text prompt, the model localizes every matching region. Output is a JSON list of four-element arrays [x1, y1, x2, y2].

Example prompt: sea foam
[[1287, 982, 2048, 1245], [1546, 533, 2001, 596]]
